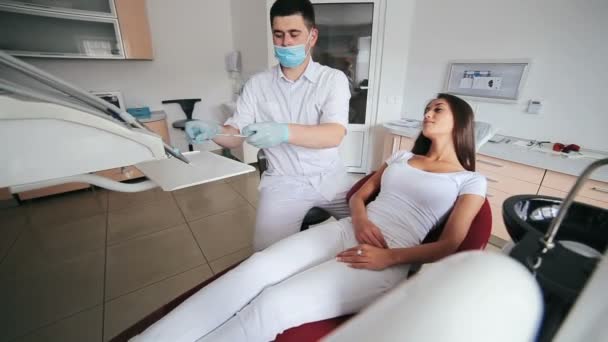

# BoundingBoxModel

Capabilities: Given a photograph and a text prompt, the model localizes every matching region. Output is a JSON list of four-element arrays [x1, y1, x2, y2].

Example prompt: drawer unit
[[17, 182, 90, 200], [382, 134, 402, 161], [538, 186, 608, 210], [96, 166, 144, 182], [490, 203, 510, 241], [0, 187, 12, 200], [476, 158, 544, 243], [399, 136, 415, 152], [481, 169, 541, 196], [477, 154, 545, 184], [542, 170, 608, 203], [382, 135, 415, 161], [486, 187, 511, 208]]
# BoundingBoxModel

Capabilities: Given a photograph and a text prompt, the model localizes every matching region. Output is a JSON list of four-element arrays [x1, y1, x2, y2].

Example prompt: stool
[[257, 150, 331, 231], [161, 98, 201, 151]]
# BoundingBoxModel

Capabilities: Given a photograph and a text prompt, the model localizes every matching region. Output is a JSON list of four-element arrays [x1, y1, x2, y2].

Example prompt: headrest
[[474, 121, 497, 151]]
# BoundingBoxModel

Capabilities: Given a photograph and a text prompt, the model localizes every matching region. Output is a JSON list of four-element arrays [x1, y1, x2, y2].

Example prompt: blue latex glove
[[185, 120, 221, 144], [242, 122, 290, 148]]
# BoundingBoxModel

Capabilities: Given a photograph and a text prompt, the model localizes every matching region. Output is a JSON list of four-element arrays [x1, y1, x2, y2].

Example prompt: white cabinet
[[539, 170, 608, 209], [475, 155, 544, 242], [0, 4, 124, 58], [0, 0, 153, 60], [1, 0, 116, 17]]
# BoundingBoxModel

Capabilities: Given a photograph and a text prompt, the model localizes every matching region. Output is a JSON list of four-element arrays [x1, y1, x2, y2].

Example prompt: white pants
[[131, 220, 410, 342], [253, 180, 351, 251]]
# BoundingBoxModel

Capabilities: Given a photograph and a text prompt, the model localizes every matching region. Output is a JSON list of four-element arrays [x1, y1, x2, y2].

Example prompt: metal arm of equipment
[[0, 50, 190, 165], [10, 174, 158, 194]]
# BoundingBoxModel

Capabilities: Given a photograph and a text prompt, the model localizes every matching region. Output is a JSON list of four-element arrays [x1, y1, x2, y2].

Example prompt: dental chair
[[110, 172, 492, 342], [273, 173, 492, 342]]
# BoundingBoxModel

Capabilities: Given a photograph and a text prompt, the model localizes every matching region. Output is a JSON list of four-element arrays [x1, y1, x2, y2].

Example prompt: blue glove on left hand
[[185, 120, 221, 144], [242, 122, 289, 148]]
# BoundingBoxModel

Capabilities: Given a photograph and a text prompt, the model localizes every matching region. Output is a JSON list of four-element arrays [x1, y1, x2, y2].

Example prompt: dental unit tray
[[136, 151, 254, 191], [0, 50, 255, 194]]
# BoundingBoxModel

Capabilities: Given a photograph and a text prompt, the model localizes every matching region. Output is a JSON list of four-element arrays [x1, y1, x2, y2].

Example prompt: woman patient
[[132, 93, 487, 342]]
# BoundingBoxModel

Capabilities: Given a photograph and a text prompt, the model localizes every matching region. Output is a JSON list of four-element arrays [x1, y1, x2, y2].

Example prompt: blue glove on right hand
[[185, 120, 221, 144], [242, 122, 289, 149]]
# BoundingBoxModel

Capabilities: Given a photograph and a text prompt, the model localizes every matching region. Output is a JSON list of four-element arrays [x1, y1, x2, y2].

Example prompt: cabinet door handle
[[487, 193, 494, 198], [487, 177, 499, 183], [591, 186, 608, 194], [477, 159, 504, 168]]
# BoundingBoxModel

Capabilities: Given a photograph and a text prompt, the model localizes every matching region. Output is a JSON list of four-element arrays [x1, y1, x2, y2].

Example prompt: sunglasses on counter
[[553, 143, 580, 153]]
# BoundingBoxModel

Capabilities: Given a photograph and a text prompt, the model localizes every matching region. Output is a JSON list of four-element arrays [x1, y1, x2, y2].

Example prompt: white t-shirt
[[365, 151, 487, 248], [225, 60, 351, 200]]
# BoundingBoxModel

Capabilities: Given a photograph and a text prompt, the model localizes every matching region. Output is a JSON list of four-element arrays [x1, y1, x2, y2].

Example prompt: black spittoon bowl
[[503, 194, 608, 301]]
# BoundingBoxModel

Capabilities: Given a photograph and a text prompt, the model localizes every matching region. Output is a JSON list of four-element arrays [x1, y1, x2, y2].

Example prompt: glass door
[[313, 2, 373, 125], [312, 0, 380, 171]]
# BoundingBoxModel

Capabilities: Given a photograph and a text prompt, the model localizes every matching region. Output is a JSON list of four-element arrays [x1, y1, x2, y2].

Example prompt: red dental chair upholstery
[[111, 173, 492, 342]]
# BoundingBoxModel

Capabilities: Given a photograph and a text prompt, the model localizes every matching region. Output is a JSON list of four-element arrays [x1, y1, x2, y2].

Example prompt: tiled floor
[[0, 170, 260, 342], [0, 170, 505, 342]]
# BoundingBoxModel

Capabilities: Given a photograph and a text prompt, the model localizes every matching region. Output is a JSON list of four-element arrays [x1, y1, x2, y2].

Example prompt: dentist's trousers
[[253, 179, 351, 251], [131, 219, 410, 342]]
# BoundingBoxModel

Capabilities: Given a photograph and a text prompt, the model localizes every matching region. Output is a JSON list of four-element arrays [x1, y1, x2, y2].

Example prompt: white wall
[[230, 0, 269, 79], [25, 0, 235, 152], [229, 0, 269, 163], [402, 0, 608, 151]]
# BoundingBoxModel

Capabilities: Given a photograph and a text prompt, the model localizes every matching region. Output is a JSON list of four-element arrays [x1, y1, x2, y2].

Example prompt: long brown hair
[[411, 93, 476, 171]]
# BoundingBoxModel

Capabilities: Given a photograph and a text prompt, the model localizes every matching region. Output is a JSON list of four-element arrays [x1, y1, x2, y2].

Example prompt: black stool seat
[[172, 118, 194, 130]]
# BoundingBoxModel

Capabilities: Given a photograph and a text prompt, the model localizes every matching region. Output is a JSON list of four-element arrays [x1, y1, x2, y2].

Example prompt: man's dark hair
[[270, 0, 316, 29]]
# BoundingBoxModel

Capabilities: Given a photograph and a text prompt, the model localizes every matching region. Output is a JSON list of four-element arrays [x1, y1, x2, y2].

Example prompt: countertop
[[383, 120, 608, 183], [138, 110, 166, 123]]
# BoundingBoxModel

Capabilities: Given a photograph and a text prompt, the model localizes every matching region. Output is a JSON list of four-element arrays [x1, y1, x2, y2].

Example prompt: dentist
[[185, 0, 352, 251]]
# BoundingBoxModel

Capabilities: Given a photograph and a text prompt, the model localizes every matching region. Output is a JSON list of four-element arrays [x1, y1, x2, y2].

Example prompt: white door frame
[[265, 0, 386, 173]]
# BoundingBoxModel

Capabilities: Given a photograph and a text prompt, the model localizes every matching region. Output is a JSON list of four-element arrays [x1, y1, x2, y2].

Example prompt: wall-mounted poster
[[444, 60, 530, 102]]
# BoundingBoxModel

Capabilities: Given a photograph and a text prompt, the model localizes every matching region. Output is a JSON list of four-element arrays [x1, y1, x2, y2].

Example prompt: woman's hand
[[352, 217, 388, 249], [336, 244, 395, 270]]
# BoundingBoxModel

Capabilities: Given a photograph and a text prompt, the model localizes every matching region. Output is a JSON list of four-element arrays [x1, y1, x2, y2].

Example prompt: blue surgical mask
[[274, 33, 313, 68]]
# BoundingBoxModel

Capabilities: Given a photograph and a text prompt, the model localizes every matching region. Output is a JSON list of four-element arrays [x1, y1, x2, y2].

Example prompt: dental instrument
[[216, 133, 248, 138]]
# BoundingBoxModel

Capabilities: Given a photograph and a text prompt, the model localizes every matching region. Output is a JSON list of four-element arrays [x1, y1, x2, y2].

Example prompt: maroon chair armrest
[[456, 198, 492, 251], [275, 316, 353, 342]]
